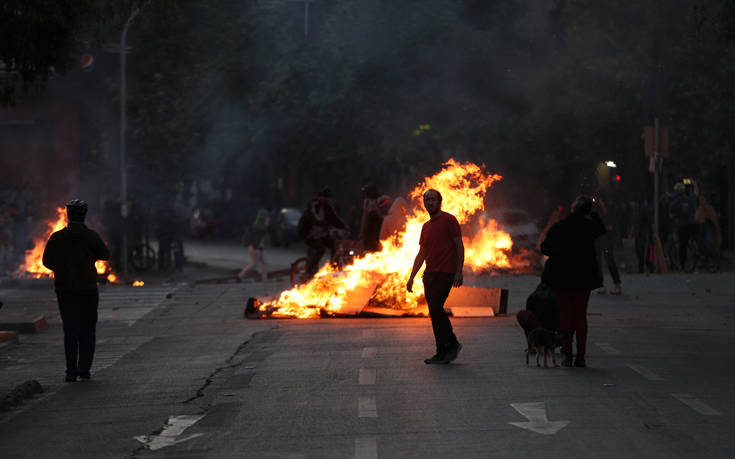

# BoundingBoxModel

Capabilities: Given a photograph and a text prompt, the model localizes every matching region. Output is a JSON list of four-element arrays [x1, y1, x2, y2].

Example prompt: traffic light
[[615, 174, 621, 182]]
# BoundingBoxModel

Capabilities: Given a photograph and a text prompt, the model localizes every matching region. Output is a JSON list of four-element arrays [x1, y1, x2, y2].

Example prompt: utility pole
[[119, 6, 142, 278], [653, 117, 660, 270], [286, 0, 313, 37]]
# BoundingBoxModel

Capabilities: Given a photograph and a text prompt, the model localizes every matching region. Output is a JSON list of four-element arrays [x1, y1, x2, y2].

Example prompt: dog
[[525, 328, 563, 368]]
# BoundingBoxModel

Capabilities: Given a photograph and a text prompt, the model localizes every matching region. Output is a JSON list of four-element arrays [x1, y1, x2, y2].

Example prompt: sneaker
[[574, 355, 586, 368], [79, 372, 91, 380], [424, 352, 447, 364], [611, 284, 622, 295], [64, 375, 77, 383], [561, 353, 574, 367], [595, 287, 607, 295], [444, 342, 463, 363]]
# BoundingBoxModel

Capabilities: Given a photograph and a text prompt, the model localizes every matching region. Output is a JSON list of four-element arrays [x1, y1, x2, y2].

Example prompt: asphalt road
[[1, 255, 734, 458]]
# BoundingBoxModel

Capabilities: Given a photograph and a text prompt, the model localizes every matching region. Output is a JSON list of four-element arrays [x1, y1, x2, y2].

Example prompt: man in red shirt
[[406, 189, 464, 364]]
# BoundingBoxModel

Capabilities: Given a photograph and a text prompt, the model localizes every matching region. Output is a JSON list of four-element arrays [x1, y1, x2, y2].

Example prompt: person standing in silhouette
[[43, 200, 110, 382], [407, 189, 464, 364]]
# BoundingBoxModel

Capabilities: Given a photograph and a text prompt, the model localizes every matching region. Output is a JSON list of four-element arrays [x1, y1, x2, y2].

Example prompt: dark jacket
[[42, 223, 110, 292], [540, 212, 605, 290], [526, 282, 559, 331]]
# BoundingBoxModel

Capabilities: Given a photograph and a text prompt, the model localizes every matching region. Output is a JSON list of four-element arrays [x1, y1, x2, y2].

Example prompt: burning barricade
[[14, 206, 143, 286], [247, 159, 530, 319]]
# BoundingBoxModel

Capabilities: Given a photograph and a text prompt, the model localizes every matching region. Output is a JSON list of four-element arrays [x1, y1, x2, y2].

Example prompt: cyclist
[[299, 187, 348, 277], [669, 181, 698, 269]]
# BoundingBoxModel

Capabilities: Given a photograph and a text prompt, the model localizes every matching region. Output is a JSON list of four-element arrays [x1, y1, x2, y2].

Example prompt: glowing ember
[[132, 280, 144, 287], [258, 159, 529, 319], [18, 207, 119, 283]]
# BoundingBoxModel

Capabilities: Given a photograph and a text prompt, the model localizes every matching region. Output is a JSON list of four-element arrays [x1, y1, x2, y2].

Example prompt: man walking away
[[406, 189, 464, 364], [43, 200, 110, 382]]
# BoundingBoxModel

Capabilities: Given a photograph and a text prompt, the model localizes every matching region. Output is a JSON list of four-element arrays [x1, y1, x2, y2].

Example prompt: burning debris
[[14, 207, 140, 286], [250, 159, 531, 319]]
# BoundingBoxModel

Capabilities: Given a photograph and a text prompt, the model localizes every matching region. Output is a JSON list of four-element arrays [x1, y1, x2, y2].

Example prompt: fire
[[18, 207, 67, 278], [132, 280, 145, 287], [258, 159, 529, 319], [18, 207, 119, 283]]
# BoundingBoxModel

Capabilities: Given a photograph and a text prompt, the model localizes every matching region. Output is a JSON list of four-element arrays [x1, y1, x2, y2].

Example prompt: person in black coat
[[42, 200, 110, 382], [540, 195, 605, 368]]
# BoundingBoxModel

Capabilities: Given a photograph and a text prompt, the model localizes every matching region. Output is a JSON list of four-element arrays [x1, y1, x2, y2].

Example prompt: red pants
[[553, 290, 591, 355]]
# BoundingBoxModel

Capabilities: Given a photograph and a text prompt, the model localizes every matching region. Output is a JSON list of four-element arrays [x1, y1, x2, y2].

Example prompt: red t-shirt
[[419, 211, 461, 273]]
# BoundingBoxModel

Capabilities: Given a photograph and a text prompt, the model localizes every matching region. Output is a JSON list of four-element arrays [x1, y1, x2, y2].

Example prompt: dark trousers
[[677, 223, 698, 268], [553, 289, 590, 355], [596, 234, 621, 285], [305, 236, 334, 276], [423, 272, 458, 352], [56, 289, 99, 376]]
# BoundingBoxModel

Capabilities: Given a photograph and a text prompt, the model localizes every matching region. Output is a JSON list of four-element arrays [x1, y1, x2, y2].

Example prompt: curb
[[0, 330, 20, 344], [0, 314, 48, 334]]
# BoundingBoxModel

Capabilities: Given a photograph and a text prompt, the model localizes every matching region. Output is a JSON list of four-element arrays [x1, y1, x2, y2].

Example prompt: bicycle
[[290, 234, 362, 286], [666, 229, 720, 273], [128, 242, 156, 272]]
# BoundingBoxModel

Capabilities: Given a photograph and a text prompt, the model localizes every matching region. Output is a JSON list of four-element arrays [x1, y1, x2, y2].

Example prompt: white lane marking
[[509, 402, 569, 435], [133, 414, 204, 450], [627, 364, 664, 381], [355, 437, 378, 459], [595, 342, 621, 355], [359, 369, 376, 385], [672, 393, 722, 416], [361, 347, 376, 358], [362, 330, 375, 339], [358, 396, 378, 418]]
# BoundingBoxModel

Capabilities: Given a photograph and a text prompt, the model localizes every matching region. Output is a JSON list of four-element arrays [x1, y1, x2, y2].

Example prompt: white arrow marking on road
[[134, 414, 204, 451], [509, 402, 569, 435]]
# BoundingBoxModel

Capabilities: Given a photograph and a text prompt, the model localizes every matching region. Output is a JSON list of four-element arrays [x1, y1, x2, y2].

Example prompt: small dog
[[525, 328, 563, 368]]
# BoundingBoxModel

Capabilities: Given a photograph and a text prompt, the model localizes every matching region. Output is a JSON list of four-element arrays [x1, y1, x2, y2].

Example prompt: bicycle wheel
[[290, 257, 308, 286], [129, 243, 156, 272], [683, 240, 697, 273]]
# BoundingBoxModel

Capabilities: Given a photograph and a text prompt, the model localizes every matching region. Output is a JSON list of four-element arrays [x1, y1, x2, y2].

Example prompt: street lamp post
[[119, 6, 141, 278]]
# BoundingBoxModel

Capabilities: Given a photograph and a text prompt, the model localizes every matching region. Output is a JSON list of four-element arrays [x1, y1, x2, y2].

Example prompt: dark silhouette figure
[[42, 200, 110, 382], [592, 194, 622, 294], [669, 182, 698, 269], [540, 195, 605, 368], [406, 189, 464, 364], [516, 282, 559, 338], [299, 187, 347, 277], [359, 183, 384, 253]]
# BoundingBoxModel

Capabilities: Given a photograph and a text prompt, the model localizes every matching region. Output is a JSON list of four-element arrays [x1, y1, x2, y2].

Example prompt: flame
[[18, 207, 119, 283], [132, 280, 144, 287], [259, 159, 531, 319], [18, 207, 67, 278]]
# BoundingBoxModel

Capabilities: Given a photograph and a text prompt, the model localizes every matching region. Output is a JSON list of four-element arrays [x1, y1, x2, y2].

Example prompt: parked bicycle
[[666, 229, 720, 273], [128, 242, 156, 272]]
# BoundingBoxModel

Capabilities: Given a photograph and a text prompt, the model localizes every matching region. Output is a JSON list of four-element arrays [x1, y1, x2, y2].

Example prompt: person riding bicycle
[[669, 181, 698, 269], [299, 187, 348, 277]]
